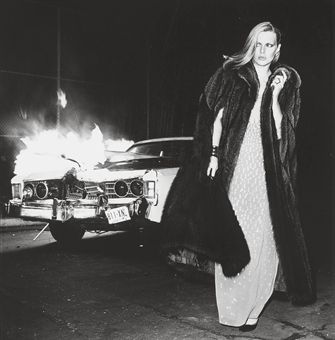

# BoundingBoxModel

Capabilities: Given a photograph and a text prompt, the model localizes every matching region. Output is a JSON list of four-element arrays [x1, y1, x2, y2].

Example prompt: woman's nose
[[260, 45, 265, 54]]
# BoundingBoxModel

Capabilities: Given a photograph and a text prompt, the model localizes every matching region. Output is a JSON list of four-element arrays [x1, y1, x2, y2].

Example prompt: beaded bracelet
[[211, 146, 218, 157]]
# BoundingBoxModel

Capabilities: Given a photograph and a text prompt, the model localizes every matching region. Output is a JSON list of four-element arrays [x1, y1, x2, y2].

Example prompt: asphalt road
[[0, 229, 334, 340]]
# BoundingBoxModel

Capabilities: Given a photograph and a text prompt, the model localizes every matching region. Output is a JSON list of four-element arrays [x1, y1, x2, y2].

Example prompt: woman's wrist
[[272, 94, 279, 104], [211, 145, 219, 158]]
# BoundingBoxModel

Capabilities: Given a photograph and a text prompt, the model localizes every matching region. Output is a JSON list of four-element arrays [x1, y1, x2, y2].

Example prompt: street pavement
[[0, 219, 334, 340], [0, 216, 46, 232]]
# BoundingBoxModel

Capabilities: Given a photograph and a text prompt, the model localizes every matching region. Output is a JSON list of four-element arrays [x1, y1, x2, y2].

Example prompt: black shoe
[[239, 323, 257, 332]]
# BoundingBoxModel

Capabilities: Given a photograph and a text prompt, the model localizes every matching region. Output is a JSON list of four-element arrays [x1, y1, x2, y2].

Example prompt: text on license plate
[[105, 206, 131, 224]]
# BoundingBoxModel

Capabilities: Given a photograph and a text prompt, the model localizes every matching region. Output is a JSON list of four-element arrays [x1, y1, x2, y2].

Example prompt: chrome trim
[[21, 206, 53, 219], [132, 136, 193, 145]]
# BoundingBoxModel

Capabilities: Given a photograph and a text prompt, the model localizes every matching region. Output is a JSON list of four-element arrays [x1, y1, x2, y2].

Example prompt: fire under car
[[7, 137, 193, 245]]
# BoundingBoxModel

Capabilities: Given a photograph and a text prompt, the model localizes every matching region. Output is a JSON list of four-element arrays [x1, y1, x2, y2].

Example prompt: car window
[[128, 144, 161, 156], [127, 140, 193, 159]]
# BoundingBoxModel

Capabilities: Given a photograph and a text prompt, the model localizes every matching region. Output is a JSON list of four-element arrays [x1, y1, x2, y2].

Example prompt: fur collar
[[234, 61, 301, 89]]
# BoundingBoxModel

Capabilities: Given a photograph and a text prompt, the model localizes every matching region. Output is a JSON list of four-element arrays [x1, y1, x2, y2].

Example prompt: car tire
[[49, 221, 85, 246]]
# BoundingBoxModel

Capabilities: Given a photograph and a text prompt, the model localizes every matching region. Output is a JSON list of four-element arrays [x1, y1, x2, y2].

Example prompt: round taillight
[[114, 181, 128, 197], [23, 184, 34, 199], [130, 180, 143, 196], [36, 182, 48, 199]]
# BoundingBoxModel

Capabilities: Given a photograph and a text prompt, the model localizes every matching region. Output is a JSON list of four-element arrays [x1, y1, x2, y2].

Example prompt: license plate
[[105, 206, 131, 224]]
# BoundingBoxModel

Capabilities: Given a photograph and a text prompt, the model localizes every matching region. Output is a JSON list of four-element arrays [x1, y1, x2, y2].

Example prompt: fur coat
[[161, 61, 316, 306]]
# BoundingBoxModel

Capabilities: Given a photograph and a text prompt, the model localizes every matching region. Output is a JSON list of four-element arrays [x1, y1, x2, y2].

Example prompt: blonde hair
[[224, 22, 281, 70]]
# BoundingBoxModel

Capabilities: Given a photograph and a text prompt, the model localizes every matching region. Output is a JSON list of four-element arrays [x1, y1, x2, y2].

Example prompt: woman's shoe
[[239, 322, 258, 332]]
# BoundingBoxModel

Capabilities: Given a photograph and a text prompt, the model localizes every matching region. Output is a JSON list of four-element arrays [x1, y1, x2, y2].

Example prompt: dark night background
[[0, 0, 333, 269]]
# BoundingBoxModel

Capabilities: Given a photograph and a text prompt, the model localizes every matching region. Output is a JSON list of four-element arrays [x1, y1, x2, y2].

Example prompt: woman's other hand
[[207, 156, 218, 178]]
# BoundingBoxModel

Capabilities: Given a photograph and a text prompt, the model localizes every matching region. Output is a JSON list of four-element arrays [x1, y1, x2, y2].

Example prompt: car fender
[[145, 167, 179, 223]]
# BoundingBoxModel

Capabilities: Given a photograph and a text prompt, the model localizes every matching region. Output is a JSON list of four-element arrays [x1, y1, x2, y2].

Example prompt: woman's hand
[[207, 156, 218, 179], [271, 70, 287, 139], [271, 70, 288, 99]]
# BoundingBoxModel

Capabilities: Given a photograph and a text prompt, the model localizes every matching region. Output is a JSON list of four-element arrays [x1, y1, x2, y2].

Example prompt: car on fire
[[7, 137, 193, 245]]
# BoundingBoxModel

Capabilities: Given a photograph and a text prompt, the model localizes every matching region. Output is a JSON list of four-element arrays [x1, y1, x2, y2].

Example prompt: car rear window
[[127, 140, 193, 158]]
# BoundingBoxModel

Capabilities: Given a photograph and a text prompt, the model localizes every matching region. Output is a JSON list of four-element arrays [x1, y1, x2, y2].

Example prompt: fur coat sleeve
[[261, 65, 316, 306], [193, 66, 228, 178], [276, 66, 301, 189]]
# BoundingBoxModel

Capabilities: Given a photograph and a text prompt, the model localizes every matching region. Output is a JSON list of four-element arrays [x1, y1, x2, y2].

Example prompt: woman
[[161, 22, 315, 330]]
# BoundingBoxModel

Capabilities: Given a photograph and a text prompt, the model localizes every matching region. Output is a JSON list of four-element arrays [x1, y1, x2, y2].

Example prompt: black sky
[[0, 0, 332, 139]]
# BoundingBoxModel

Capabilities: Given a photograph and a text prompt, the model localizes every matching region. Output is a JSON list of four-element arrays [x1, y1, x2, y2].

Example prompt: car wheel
[[49, 221, 85, 246]]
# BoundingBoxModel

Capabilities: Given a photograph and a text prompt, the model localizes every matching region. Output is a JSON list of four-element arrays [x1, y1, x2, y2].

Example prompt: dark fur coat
[[161, 61, 315, 305]]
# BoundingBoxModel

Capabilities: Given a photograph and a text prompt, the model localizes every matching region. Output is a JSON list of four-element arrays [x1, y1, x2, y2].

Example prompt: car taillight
[[12, 183, 22, 199], [143, 181, 156, 198], [142, 170, 157, 202]]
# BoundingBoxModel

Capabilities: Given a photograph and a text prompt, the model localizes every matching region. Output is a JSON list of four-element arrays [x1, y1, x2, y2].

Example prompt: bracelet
[[211, 146, 218, 158]]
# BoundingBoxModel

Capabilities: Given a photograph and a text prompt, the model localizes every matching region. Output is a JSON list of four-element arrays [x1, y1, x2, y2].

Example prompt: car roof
[[132, 136, 193, 146]]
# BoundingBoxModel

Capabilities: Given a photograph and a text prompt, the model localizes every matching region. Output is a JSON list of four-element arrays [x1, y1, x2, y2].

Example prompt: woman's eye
[[256, 42, 261, 47], [266, 43, 274, 47]]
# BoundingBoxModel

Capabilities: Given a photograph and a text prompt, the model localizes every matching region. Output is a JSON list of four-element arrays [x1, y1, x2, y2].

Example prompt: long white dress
[[215, 83, 279, 327]]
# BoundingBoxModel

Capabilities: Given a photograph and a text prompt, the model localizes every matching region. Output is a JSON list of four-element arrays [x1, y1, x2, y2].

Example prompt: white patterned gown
[[215, 84, 279, 327]]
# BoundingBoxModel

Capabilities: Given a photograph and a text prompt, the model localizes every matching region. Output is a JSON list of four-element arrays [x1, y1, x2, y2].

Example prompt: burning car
[[7, 136, 193, 245]]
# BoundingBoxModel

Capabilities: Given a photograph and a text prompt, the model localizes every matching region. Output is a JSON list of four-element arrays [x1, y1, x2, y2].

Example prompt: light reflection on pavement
[[0, 229, 123, 253]]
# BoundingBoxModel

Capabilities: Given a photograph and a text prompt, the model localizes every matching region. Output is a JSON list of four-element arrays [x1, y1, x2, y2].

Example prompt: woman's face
[[252, 31, 281, 67]]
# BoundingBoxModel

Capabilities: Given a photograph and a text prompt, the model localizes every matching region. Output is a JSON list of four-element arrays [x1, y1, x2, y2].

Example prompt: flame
[[105, 138, 134, 152], [14, 125, 133, 177], [57, 89, 67, 108]]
